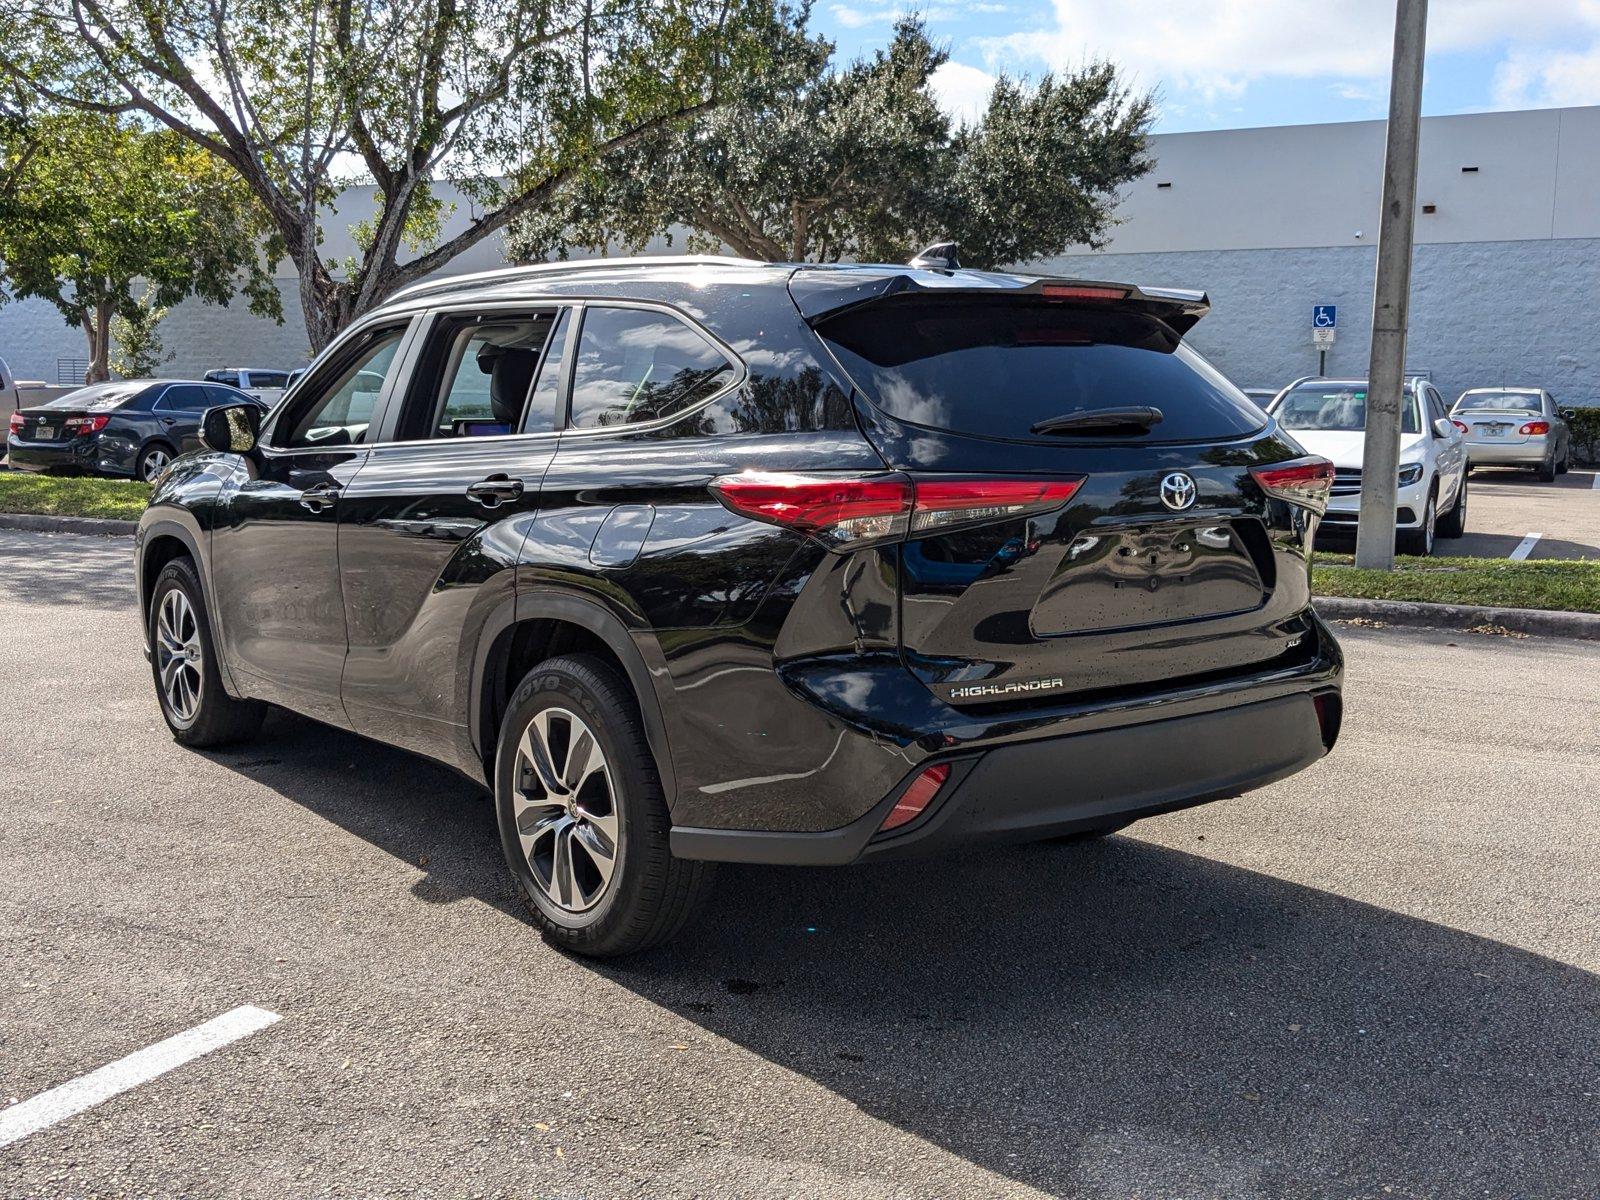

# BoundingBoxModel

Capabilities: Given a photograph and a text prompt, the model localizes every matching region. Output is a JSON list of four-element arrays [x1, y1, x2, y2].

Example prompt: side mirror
[[1433, 417, 1456, 439], [200, 403, 261, 454], [1560, 407, 1577, 421]]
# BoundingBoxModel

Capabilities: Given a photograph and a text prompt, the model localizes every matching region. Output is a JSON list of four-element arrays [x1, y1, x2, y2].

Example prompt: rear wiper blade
[[1031, 406, 1164, 435]]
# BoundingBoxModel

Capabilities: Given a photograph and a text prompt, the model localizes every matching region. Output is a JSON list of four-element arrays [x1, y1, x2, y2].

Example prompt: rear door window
[[156, 384, 210, 412], [568, 307, 736, 429], [248, 371, 290, 390], [815, 298, 1265, 444], [395, 310, 560, 440]]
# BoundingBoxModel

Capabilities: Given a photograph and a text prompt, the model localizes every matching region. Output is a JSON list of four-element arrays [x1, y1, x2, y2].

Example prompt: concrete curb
[[1314, 596, 1600, 641], [0, 512, 137, 537]]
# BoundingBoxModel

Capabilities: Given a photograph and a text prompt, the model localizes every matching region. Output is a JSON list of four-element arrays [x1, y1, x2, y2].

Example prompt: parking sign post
[[1312, 307, 1336, 375], [1357, 0, 1428, 570]]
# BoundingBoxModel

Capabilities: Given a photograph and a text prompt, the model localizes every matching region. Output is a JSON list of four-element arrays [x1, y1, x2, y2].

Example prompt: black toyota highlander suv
[[134, 257, 1343, 957]]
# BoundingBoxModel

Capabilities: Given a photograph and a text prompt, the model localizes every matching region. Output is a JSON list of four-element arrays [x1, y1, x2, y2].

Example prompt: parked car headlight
[[1397, 464, 1424, 486]]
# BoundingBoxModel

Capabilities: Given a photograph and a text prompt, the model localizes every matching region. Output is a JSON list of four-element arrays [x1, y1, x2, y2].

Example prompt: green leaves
[[508, 17, 1154, 270], [0, 112, 282, 380]]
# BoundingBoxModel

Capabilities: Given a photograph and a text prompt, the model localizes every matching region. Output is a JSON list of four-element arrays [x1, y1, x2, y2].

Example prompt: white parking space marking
[[1591, 471, 1600, 491], [0, 1005, 280, 1148], [1508, 532, 1543, 561]]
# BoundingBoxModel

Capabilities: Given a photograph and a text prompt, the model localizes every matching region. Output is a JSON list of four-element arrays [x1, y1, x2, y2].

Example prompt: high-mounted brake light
[[1041, 284, 1129, 302], [1519, 420, 1550, 436], [879, 763, 950, 832], [708, 473, 1085, 549], [64, 415, 110, 437], [1249, 457, 1334, 515]]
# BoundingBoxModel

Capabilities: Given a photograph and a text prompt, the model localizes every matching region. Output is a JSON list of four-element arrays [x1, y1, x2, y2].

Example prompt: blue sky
[[811, 1, 1600, 132]]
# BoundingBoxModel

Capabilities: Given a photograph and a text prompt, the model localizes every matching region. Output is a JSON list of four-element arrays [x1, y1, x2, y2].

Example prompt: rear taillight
[[708, 473, 1084, 549], [1519, 421, 1550, 435], [1451, 419, 1469, 434], [1249, 456, 1334, 514], [7, 413, 22, 435], [911, 478, 1084, 534], [64, 415, 110, 437], [879, 763, 950, 832]]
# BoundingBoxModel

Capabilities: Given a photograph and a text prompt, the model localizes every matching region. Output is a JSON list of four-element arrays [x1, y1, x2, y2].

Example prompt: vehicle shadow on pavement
[[224, 710, 1600, 1199]]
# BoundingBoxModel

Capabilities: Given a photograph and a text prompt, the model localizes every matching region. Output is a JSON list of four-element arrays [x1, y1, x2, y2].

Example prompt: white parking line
[[1591, 471, 1600, 491], [1508, 532, 1543, 561], [0, 1005, 280, 1148]]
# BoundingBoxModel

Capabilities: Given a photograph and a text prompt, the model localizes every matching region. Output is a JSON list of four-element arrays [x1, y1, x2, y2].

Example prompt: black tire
[[148, 557, 267, 747], [1537, 454, 1557, 483], [136, 441, 175, 482], [1437, 472, 1468, 538], [493, 653, 714, 958], [1557, 446, 1570, 475], [1398, 491, 1436, 556]]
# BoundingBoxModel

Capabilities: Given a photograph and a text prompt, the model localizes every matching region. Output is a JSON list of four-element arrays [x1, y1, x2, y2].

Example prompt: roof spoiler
[[788, 267, 1210, 335]]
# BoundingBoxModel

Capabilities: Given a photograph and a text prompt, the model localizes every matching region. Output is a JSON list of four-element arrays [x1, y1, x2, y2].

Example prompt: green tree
[[109, 286, 172, 378], [3, 0, 799, 352], [507, 19, 1153, 268], [0, 113, 281, 382]]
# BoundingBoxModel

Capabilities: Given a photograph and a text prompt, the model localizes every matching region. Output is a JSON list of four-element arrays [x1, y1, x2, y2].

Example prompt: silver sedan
[[1450, 387, 1574, 482]]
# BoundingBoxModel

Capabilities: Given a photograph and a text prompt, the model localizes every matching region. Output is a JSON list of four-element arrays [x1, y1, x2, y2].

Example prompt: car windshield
[[1274, 385, 1421, 434], [42, 383, 143, 412], [1455, 391, 1541, 413]]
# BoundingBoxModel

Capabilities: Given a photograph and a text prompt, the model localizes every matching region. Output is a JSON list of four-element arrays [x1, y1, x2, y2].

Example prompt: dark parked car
[[134, 257, 1344, 957], [8, 379, 256, 480]]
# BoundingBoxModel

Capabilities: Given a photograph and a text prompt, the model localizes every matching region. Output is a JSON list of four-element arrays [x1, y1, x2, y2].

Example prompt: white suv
[[1270, 377, 1468, 555], [203, 368, 292, 406]]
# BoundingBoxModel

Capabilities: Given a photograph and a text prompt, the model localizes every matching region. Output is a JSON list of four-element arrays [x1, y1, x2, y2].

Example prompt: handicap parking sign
[[1312, 305, 1337, 329]]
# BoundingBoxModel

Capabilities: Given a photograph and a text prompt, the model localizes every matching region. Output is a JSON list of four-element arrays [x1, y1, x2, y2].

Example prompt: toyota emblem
[[1160, 472, 1197, 511]]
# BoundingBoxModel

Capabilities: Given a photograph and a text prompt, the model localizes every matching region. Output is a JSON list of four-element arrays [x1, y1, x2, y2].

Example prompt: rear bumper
[[5, 435, 133, 476], [671, 616, 1341, 866], [1464, 439, 1546, 466], [6, 437, 89, 473]]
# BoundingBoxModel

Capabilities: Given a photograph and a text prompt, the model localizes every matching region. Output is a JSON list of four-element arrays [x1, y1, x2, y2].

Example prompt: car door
[[336, 305, 571, 769], [209, 319, 415, 727], [151, 383, 210, 448], [1424, 386, 1464, 502]]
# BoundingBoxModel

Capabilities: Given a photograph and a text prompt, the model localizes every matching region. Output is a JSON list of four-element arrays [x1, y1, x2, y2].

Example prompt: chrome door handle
[[298, 482, 341, 512], [466, 474, 524, 509]]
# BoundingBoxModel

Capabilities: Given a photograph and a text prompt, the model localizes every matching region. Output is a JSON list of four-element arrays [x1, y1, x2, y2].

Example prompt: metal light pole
[[1356, 0, 1429, 569]]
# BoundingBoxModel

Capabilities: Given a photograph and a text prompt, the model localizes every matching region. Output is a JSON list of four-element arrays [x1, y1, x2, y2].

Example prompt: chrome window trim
[[347, 295, 748, 450]]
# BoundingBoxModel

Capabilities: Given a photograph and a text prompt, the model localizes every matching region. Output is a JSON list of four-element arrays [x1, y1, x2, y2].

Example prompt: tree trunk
[[81, 300, 114, 384]]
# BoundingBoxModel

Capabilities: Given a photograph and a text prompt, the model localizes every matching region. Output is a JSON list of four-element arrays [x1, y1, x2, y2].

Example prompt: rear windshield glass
[[1275, 385, 1421, 435], [1454, 391, 1541, 413], [43, 383, 142, 411], [815, 299, 1265, 443]]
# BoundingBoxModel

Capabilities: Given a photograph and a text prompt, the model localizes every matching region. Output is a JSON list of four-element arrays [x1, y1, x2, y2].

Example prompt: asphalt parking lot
[[2, 527, 1597, 1199], [1316, 466, 1600, 560]]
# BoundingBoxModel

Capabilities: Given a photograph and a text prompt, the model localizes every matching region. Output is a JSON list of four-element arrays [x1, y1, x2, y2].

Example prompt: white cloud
[[977, 0, 1600, 111], [1492, 39, 1600, 106], [930, 60, 998, 123]]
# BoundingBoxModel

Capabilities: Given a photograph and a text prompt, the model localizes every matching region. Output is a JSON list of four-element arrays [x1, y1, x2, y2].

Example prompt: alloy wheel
[[155, 588, 203, 723], [142, 447, 171, 478], [1423, 497, 1435, 554], [511, 707, 620, 914]]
